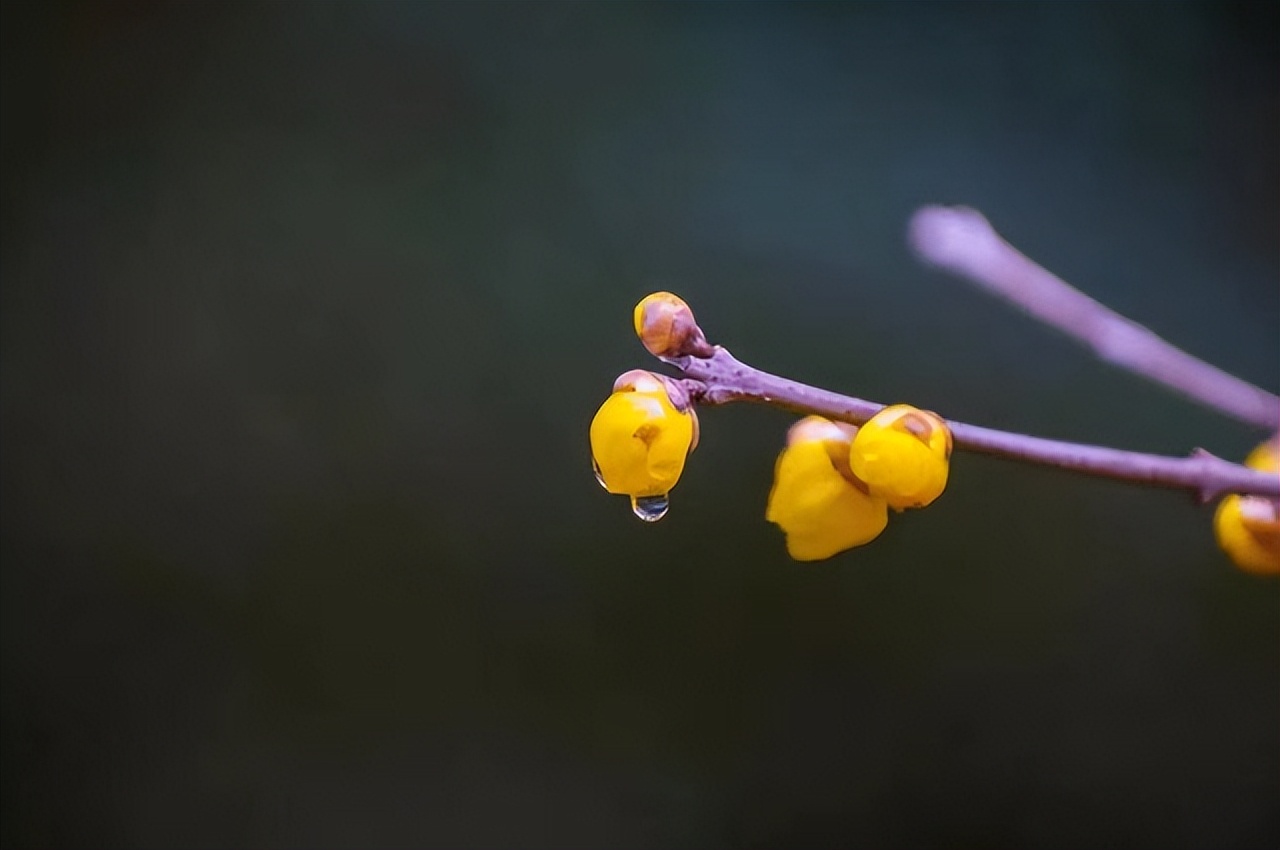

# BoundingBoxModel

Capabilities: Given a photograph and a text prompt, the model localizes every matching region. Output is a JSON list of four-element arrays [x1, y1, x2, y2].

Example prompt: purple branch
[[668, 347, 1280, 501], [908, 205, 1280, 430]]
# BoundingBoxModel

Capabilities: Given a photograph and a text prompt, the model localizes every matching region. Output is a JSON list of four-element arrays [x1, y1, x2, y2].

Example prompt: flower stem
[[908, 205, 1280, 430], [669, 347, 1280, 501]]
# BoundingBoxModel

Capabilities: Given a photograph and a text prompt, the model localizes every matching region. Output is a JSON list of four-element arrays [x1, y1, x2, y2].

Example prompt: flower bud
[[766, 416, 889, 561], [848, 405, 952, 510], [1215, 437, 1280, 575], [633, 291, 711, 358], [1215, 496, 1280, 575], [590, 371, 697, 499]]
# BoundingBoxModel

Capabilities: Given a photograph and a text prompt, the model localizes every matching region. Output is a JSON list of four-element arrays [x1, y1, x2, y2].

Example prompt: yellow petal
[[767, 436, 888, 561]]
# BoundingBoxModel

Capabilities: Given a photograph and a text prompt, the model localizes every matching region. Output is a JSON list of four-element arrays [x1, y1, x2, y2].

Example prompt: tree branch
[[908, 205, 1280, 430], [666, 346, 1280, 502]]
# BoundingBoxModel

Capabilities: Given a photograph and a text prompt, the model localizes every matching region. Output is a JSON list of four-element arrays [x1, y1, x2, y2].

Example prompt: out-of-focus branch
[[667, 347, 1280, 502], [908, 205, 1280, 430]]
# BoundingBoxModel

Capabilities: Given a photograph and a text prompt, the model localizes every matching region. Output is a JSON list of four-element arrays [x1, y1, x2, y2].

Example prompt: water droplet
[[630, 494, 670, 522], [592, 459, 609, 491]]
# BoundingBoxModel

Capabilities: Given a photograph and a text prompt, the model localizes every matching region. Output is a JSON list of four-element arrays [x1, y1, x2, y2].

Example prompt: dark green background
[[2, 2, 1277, 848]]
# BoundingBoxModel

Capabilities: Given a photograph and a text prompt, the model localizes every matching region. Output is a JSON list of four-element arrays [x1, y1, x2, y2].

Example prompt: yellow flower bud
[[848, 404, 952, 510], [1244, 438, 1278, 475], [590, 371, 696, 501], [766, 416, 889, 561], [633, 291, 709, 358], [1215, 437, 1280, 576]]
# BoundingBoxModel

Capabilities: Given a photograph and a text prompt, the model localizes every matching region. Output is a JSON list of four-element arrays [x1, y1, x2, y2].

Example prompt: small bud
[[633, 292, 711, 358], [766, 416, 888, 561], [848, 405, 952, 510]]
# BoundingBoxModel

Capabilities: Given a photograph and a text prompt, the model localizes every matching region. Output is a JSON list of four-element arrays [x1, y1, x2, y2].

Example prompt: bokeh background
[[2, 2, 1278, 848]]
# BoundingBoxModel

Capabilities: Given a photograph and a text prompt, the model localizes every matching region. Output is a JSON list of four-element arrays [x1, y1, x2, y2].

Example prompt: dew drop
[[591, 459, 609, 491], [630, 493, 670, 522]]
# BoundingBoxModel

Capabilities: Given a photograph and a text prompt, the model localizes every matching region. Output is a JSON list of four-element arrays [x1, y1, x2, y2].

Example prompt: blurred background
[[2, 2, 1277, 848]]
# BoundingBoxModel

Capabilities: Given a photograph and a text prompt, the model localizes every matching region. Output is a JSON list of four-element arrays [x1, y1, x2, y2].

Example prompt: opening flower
[[766, 416, 889, 561]]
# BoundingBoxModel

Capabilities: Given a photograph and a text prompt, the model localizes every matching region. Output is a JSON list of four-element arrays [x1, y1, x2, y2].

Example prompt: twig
[[665, 346, 1280, 502], [908, 205, 1280, 430]]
